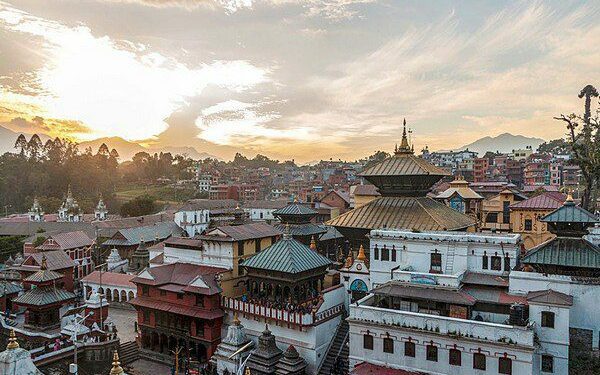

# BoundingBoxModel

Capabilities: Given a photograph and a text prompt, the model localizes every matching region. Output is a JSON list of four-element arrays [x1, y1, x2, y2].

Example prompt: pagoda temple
[[272, 202, 326, 245], [212, 314, 253, 375], [275, 345, 307, 375], [241, 227, 331, 304], [129, 237, 149, 273], [521, 194, 600, 277], [13, 255, 76, 329], [327, 120, 477, 249], [245, 325, 283, 375]]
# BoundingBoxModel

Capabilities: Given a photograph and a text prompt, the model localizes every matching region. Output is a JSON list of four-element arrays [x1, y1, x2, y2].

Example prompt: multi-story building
[[35, 230, 95, 282], [174, 199, 238, 236], [511, 146, 534, 161], [481, 189, 526, 232], [242, 200, 287, 222], [347, 229, 536, 375], [509, 192, 565, 249], [130, 262, 227, 365], [473, 158, 490, 183]]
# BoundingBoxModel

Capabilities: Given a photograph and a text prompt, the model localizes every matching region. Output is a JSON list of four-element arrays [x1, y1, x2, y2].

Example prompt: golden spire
[[395, 118, 412, 155], [110, 350, 124, 375], [566, 191, 574, 203], [310, 236, 317, 250], [40, 254, 48, 271], [6, 329, 19, 349], [244, 367, 252, 375], [233, 312, 241, 325], [357, 244, 367, 262]]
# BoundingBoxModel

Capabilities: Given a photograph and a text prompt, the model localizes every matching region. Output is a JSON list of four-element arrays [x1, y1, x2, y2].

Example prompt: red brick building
[[35, 230, 95, 282], [130, 263, 227, 364], [13, 250, 75, 292], [473, 157, 489, 182]]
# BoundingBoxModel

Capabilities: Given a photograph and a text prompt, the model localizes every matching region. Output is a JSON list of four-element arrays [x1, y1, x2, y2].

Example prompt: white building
[[27, 197, 44, 222], [94, 197, 108, 221], [174, 199, 238, 237], [242, 200, 287, 222], [57, 186, 83, 222]]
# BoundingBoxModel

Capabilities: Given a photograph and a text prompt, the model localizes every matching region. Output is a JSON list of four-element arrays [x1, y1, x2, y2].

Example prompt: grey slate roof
[[521, 237, 600, 269], [13, 286, 75, 306], [103, 221, 182, 246], [273, 203, 317, 216], [241, 235, 331, 274], [541, 200, 598, 224]]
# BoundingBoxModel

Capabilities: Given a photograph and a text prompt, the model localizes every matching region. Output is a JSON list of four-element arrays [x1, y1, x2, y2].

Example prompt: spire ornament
[[6, 329, 19, 349], [110, 350, 124, 375]]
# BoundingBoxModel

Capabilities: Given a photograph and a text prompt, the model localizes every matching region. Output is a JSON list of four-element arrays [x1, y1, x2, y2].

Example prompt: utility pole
[[70, 311, 94, 375], [94, 262, 107, 330]]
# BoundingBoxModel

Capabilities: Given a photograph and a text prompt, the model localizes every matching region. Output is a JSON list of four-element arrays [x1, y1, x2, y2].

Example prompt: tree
[[554, 84, 600, 211], [119, 194, 157, 217], [537, 138, 570, 155], [27, 134, 43, 160], [14, 134, 27, 156]]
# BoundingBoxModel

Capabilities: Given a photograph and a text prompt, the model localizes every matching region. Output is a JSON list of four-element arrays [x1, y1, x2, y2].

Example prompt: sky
[[0, 0, 599, 162]]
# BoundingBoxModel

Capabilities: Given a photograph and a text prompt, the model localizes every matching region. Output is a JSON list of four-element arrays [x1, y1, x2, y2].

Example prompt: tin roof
[[81, 271, 136, 289], [242, 200, 288, 210], [18, 250, 75, 271], [541, 200, 598, 224], [241, 235, 331, 274], [36, 230, 94, 251], [273, 203, 317, 216], [527, 289, 573, 306], [0, 282, 22, 297], [129, 297, 224, 319], [273, 223, 327, 237], [103, 221, 181, 247], [13, 286, 75, 307], [24, 268, 64, 284], [360, 153, 449, 178], [327, 196, 477, 232], [371, 281, 476, 306], [352, 184, 381, 197], [132, 263, 227, 295], [179, 199, 238, 211], [510, 192, 565, 210], [521, 237, 600, 269]]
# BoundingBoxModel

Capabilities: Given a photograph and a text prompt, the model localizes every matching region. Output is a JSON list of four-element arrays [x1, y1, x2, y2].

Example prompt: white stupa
[[0, 330, 43, 375]]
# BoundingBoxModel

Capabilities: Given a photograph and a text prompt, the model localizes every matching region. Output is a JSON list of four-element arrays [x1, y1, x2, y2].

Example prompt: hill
[[457, 133, 544, 156], [0, 126, 51, 154]]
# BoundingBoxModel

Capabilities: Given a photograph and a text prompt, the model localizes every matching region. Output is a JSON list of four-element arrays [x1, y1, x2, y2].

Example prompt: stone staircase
[[319, 319, 349, 375], [118, 340, 140, 365]]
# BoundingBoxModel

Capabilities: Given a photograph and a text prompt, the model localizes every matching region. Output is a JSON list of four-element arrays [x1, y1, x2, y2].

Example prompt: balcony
[[349, 302, 534, 348]]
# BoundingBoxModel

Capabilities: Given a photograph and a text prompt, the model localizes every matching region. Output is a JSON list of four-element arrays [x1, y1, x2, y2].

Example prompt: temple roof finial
[[357, 244, 367, 261], [395, 118, 412, 155], [6, 329, 19, 350], [310, 236, 317, 250], [110, 350, 124, 375], [40, 254, 48, 271]]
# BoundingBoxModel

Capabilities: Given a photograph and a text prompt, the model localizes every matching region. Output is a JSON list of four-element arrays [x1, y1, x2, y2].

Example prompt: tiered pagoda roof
[[522, 195, 600, 271], [328, 121, 476, 235], [242, 230, 331, 274], [246, 325, 283, 375], [273, 201, 326, 239]]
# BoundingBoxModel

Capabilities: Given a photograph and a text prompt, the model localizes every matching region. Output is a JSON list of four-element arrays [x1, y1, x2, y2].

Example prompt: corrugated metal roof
[[81, 271, 136, 288], [130, 297, 224, 319], [371, 281, 476, 306], [207, 223, 282, 241], [527, 289, 573, 306], [179, 199, 238, 211], [273, 223, 327, 237], [510, 193, 565, 210], [352, 184, 380, 197], [24, 269, 64, 284], [37, 230, 93, 251], [241, 236, 331, 274], [132, 263, 227, 295], [541, 201, 598, 224], [273, 203, 317, 216], [0, 281, 22, 297], [242, 200, 288, 210], [326, 196, 477, 231], [13, 286, 75, 306], [103, 221, 182, 246], [22, 250, 74, 271], [522, 237, 600, 268], [360, 153, 449, 178]]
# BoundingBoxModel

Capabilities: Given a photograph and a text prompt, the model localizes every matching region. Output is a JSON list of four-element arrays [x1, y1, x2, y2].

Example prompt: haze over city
[[1, 0, 599, 162]]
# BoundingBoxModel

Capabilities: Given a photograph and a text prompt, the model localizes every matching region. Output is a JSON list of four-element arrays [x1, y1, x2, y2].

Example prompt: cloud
[[2, 115, 92, 137], [0, 3, 269, 140]]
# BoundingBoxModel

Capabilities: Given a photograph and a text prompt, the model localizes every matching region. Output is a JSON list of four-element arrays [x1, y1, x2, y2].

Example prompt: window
[[486, 212, 498, 223], [430, 252, 442, 273], [195, 295, 204, 307], [255, 239, 261, 253], [504, 255, 511, 271], [177, 293, 184, 300], [363, 334, 373, 350], [391, 246, 397, 262], [237, 241, 245, 257], [449, 349, 461, 366], [160, 290, 166, 296], [426, 345, 438, 362], [541, 355, 553, 373], [482, 253, 488, 269], [142, 285, 149, 296], [491, 255, 502, 271], [502, 201, 510, 223], [374, 246, 379, 260], [541, 311, 555, 328], [383, 338, 394, 354], [143, 310, 150, 323], [524, 219, 533, 231], [381, 246, 390, 261], [473, 353, 486, 370], [404, 341, 415, 357], [499, 357, 512, 374]]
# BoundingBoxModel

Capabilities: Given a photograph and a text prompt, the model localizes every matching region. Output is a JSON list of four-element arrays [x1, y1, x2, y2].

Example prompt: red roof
[[16, 250, 74, 271], [37, 230, 94, 251], [130, 296, 224, 319], [511, 192, 566, 210], [81, 271, 136, 288], [351, 362, 427, 375], [132, 263, 227, 295]]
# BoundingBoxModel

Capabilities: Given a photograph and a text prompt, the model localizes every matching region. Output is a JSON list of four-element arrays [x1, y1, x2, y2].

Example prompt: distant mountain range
[[456, 133, 545, 156], [0, 126, 218, 161]]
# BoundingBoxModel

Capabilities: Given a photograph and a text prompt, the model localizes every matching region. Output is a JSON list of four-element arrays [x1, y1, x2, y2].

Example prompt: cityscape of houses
[[0, 119, 598, 375]]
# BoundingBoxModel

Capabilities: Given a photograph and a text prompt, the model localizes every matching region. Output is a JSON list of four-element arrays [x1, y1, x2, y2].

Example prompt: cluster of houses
[[0, 123, 599, 375]]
